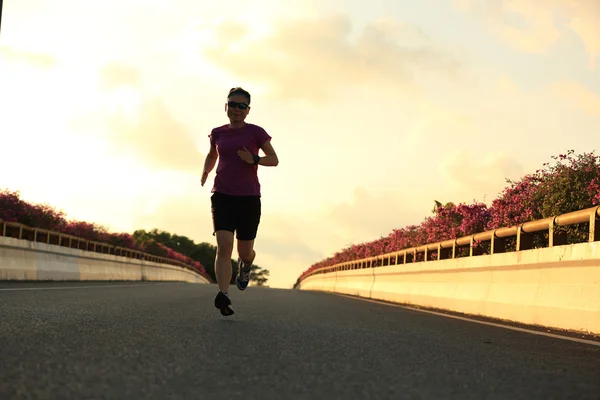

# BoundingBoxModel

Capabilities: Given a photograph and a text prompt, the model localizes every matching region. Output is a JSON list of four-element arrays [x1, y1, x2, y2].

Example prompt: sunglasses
[[227, 101, 249, 110]]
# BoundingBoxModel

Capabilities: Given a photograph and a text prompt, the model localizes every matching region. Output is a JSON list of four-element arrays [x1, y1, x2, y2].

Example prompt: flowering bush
[[0, 189, 208, 278], [488, 150, 600, 245], [106, 232, 142, 250], [62, 221, 110, 243], [296, 150, 600, 284], [0, 190, 66, 231]]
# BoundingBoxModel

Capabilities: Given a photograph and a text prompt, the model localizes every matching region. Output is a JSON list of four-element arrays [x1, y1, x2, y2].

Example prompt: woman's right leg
[[211, 192, 236, 316], [214, 230, 234, 292], [211, 192, 236, 292]]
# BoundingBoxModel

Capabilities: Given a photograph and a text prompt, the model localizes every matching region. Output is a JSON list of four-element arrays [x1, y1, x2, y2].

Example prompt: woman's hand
[[237, 146, 255, 164]]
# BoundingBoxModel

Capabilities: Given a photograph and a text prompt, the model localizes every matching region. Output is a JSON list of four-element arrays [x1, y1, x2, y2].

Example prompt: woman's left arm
[[257, 140, 279, 167]]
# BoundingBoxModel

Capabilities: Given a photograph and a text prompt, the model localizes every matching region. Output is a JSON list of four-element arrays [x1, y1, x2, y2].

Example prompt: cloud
[[429, 74, 597, 196], [565, 1, 600, 69], [547, 81, 600, 117], [99, 63, 141, 90], [197, 14, 459, 101], [0, 46, 57, 67], [494, 3, 558, 54], [254, 215, 325, 264], [105, 96, 202, 171], [440, 150, 525, 202], [325, 186, 424, 242], [129, 183, 214, 243], [455, 0, 600, 68]]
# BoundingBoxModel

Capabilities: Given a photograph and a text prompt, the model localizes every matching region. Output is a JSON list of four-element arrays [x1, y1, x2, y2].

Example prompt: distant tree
[[231, 259, 269, 286], [190, 242, 217, 283], [250, 264, 270, 286], [133, 229, 270, 286]]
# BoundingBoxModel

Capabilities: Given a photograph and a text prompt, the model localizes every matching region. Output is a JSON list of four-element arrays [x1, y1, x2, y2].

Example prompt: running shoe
[[214, 290, 234, 316], [236, 258, 252, 291]]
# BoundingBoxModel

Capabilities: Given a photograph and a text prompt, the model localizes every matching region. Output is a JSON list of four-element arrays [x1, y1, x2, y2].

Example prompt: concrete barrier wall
[[0, 236, 210, 284], [298, 241, 600, 334]]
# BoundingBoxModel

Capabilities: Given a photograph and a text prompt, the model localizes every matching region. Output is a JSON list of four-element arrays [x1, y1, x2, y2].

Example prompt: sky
[[1, 0, 599, 289]]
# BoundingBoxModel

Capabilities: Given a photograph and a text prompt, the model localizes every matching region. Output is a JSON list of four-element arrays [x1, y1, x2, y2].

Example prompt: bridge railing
[[0, 218, 209, 280], [298, 205, 600, 283]]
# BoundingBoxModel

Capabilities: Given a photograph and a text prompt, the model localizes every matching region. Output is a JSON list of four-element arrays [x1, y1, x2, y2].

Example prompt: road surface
[[1, 281, 599, 399]]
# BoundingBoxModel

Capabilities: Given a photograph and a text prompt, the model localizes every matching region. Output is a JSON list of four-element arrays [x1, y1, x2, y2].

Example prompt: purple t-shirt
[[209, 123, 272, 196]]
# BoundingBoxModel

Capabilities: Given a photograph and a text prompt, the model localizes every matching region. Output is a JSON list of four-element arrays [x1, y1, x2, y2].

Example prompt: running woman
[[201, 87, 279, 316]]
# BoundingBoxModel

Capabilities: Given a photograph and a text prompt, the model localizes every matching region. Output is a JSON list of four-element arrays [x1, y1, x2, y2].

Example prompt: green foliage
[[432, 200, 456, 215], [496, 150, 600, 244], [432, 200, 442, 214], [134, 229, 270, 286], [537, 150, 600, 214]]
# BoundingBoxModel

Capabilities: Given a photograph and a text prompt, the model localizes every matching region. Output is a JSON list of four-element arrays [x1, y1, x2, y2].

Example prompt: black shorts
[[211, 192, 261, 240]]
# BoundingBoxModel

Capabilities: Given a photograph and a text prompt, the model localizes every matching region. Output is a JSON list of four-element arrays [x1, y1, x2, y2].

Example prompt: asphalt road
[[1, 282, 599, 400]]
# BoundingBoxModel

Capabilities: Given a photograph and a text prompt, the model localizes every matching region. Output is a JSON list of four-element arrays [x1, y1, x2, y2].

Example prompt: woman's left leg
[[235, 196, 261, 290]]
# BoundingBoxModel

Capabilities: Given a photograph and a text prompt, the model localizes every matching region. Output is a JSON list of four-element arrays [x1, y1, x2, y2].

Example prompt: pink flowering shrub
[[489, 151, 600, 226], [0, 190, 66, 231], [106, 232, 142, 250], [62, 221, 110, 242], [488, 150, 600, 245], [0, 189, 208, 277], [297, 150, 600, 284]]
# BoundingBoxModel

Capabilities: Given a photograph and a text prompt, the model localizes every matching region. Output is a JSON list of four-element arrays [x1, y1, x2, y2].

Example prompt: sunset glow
[[1, 0, 599, 288]]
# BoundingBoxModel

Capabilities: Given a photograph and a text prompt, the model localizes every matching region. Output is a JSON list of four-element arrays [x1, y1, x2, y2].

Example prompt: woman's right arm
[[201, 145, 218, 186]]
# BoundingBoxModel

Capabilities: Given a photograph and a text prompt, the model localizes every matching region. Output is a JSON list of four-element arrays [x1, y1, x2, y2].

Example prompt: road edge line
[[332, 292, 600, 347]]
